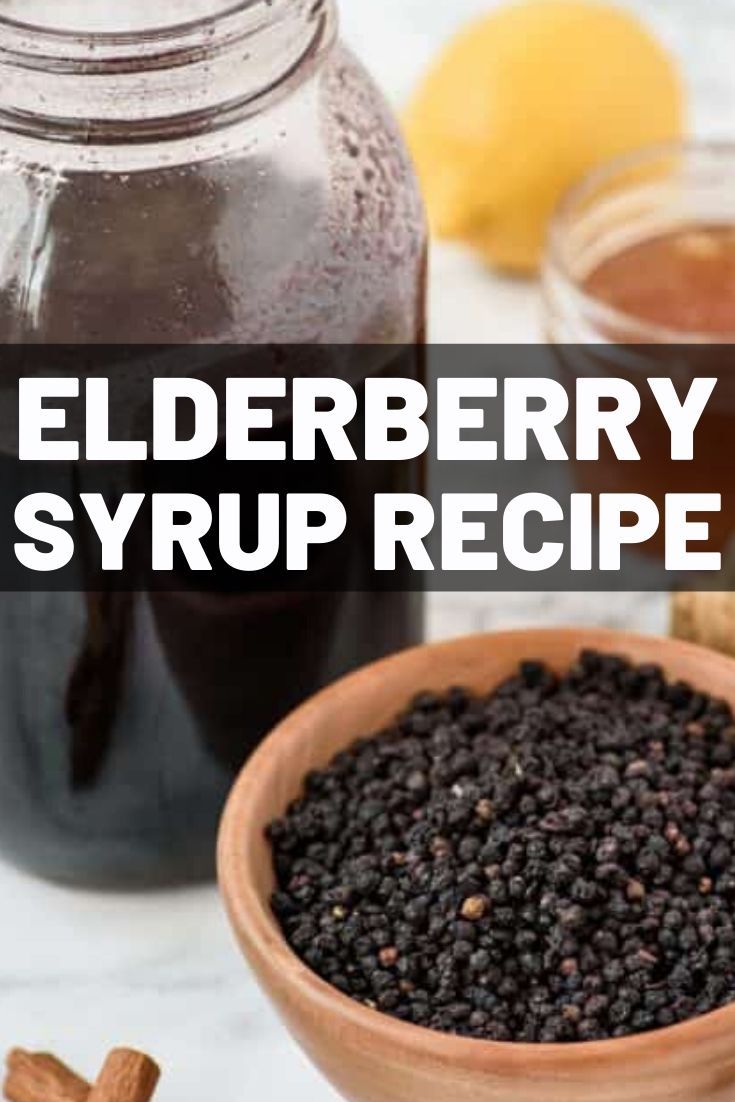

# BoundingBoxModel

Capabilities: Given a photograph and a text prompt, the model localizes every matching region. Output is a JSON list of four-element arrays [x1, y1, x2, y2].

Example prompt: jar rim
[[0, 0, 258, 41], [0, 0, 333, 149], [544, 139, 735, 345], [0, 0, 304, 71]]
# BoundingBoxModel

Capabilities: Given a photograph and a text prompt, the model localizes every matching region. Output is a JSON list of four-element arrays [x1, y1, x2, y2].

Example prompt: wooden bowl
[[218, 627, 735, 1102]]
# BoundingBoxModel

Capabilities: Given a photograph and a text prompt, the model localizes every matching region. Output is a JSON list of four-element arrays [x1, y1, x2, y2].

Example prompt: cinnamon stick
[[4, 1049, 90, 1102], [87, 1049, 160, 1102], [4, 1047, 160, 1102]]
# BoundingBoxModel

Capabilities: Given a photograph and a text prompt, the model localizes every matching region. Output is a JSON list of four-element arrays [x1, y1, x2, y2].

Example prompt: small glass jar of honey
[[544, 141, 735, 342], [543, 141, 735, 554]]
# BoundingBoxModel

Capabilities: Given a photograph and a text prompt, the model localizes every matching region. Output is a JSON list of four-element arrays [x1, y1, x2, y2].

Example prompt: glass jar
[[543, 141, 735, 343], [0, 1, 426, 886], [542, 141, 735, 556]]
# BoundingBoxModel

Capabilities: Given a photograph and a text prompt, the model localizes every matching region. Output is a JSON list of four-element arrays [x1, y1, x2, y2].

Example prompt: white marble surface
[[0, 0, 727, 1096]]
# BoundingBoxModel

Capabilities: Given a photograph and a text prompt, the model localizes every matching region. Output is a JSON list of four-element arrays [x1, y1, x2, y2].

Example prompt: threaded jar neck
[[0, 0, 336, 144]]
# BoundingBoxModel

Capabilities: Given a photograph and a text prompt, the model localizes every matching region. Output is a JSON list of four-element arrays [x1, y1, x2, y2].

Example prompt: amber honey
[[570, 224, 733, 556], [544, 143, 735, 560], [585, 226, 735, 336]]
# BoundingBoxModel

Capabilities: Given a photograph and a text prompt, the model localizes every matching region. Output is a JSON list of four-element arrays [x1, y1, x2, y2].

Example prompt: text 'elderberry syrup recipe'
[[268, 651, 735, 1043]]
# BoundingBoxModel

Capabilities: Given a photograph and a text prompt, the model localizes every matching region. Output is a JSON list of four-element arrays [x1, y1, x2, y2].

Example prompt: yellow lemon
[[404, 0, 684, 272]]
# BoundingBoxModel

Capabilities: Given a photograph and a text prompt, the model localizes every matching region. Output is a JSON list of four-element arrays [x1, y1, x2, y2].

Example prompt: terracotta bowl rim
[[218, 625, 735, 1073]]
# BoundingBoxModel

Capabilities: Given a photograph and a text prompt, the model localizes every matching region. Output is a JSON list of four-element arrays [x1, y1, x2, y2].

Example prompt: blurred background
[[341, 0, 735, 132], [339, 0, 735, 343], [341, 0, 724, 639]]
